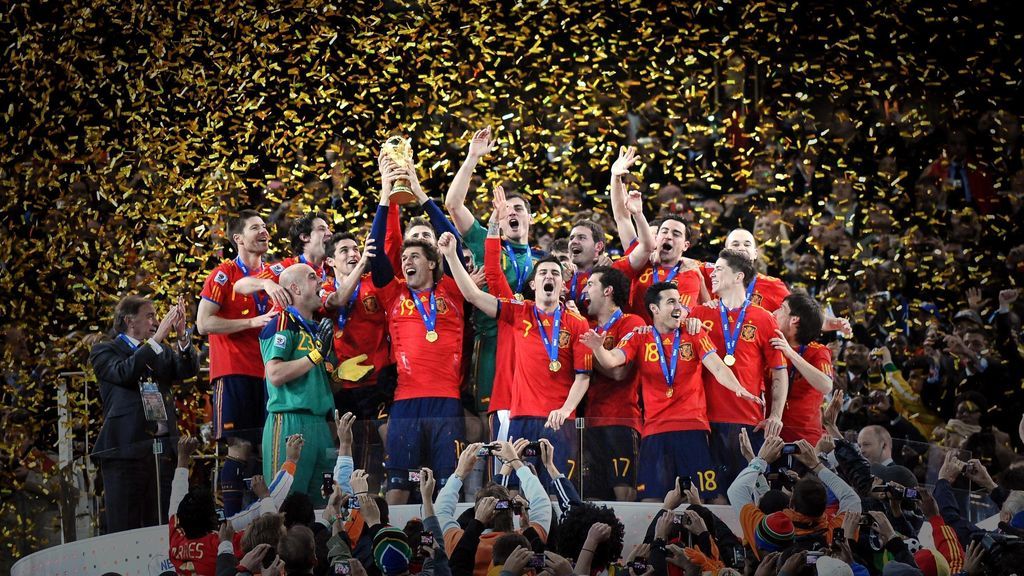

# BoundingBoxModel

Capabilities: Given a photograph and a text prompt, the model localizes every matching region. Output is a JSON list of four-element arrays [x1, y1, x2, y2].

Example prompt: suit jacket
[[90, 336, 199, 459]]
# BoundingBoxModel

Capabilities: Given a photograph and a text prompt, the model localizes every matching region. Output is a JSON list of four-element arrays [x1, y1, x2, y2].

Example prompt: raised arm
[[369, 158, 405, 288], [445, 127, 494, 234], [610, 146, 639, 248], [324, 239, 375, 310], [484, 186, 515, 299], [438, 232, 498, 317], [625, 189, 655, 271]]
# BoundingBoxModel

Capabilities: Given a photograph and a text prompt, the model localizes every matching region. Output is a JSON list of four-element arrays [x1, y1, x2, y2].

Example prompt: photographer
[[729, 436, 861, 558], [935, 451, 1024, 547], [436, 442, 552, 576], [864, 464, 926, 539]]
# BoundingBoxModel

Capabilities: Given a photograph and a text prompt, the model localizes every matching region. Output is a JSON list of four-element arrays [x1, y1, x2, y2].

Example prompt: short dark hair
[[227, 209, 262, 251], [175, 486, 218, 539], [758, 489, 791, 515], [110, 294, 151, 336], [591, 266, 630, 309], [324, 232, 358, 258], [280, 492, 315, 528], [277, 525, 316, 572], [289, 211, 328, 255], [550, 238, 570, 254], [718, 249, 756, 288], [791, 477, 827, 518], [571, 219, 606, 247], [493, 532, 531, 565], [555, 504, 625, 570], [644, 281, 679, 315], [656, 216, 691, 242], [783, 290, 823, 345], [402, 238, 442, 283]]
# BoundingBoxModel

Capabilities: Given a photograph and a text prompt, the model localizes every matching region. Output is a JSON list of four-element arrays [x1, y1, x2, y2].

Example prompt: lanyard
[[720, 297, 753, 359], [117, 333, 139, 351], [534, 306, 563, 365], [334, 279, 361, 333], [652, 327, 681, 389], [653, 262, 681, 284], [409, 288, 438, 334], [598, 309, 623, 335], [569, 271, 588, 303], [236, 256, 268, 314], [788, 345, 808, 383], [286, 306, 318, 338], [299, 255, 327, 282], [746, 275, 758, 300], [503, 241, 533, 293]]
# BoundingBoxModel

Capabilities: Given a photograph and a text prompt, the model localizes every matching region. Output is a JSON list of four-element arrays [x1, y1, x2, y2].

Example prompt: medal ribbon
[[598, 309, 623, 335], [503, 241, 533, 294], [720, 297, 752, 361], [533, 306, 563, 367], [286, 306, 319, 338], [652, 327, 681, 390], [236, 256, 269, 314], [334, 279, 361, 333], [409, 288, 437, 335], [117, 333, 139, 351], [652, 262, 681, 284]]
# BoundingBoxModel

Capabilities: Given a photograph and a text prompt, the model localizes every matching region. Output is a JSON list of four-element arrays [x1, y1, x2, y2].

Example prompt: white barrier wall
[[14, 502, 966, 576]]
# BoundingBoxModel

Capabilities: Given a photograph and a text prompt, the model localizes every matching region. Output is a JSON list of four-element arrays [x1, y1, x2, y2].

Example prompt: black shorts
[[583, 425, 639, 500], [212, 375, 267, 443]]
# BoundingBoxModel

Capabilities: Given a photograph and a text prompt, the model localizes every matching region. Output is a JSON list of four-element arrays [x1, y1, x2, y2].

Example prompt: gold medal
[[666, 388, 674, 398], [425, 330, 438, 342], [514, 293, 524, 301], [723, 354, 736, 367], [549, 360, 562, 372]]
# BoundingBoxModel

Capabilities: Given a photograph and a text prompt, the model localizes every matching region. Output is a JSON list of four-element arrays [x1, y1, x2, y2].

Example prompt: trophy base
[[389, 184, 417, 205]]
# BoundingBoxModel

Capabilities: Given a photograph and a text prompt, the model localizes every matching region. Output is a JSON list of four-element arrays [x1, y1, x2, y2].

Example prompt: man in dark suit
[[90, 294, 198, 533]]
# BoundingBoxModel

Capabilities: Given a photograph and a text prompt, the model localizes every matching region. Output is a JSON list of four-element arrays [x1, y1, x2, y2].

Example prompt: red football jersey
[[200, 259, 268, 380], [700, 264, 791, 313], [567, 256, 637, 326], [377, 276, 466, 401], [585, 312, 646, 430], [628, 264, 703, 323], [484, 238, 517, 412], [690, 303, 786, 426], [617, 328, 717, 436], [320, 275, 390, 389], [780, 342, 833, 444], [258, 255, 328, 284], [497, 301, 593, 418], [169, 516, 227, 576]]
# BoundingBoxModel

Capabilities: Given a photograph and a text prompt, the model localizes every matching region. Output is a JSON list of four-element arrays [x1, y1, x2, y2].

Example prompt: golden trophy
[[381, 136, 417, 204]]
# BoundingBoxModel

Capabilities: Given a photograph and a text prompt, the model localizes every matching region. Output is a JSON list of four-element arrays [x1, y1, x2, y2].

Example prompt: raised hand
[[739, 427, 755, 463], [966, 287, 989, 312], [999, 288, 1019, 310], [251, 475, 270, 499], [335, 411, 356, 452], [769, 329, 797, 359], [611, 146, 639, 178], [264, 281, 293, 309], [177, 435, 200, 468], [625, 189, 644, 216], [419, 467, 436, 499], [467, 127, 495, 160], [285, 433, 304, 463], [580, 329, 605, 351], [437, 231, 458, 258], [154, 305, 180, 343], [491, 185, 509, 224]]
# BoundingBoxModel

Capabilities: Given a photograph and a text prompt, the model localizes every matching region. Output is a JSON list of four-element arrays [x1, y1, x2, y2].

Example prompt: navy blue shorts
[[583, 426, 639, 500], [709, 423, 765, 492], [508, 417, 579, 491], [213, 375, 267, 443], [637, 430, 715, 500], [385, 398, 464, 491]]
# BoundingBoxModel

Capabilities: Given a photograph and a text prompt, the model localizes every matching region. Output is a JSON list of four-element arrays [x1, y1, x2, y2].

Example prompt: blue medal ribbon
[[503, 241, 533, 294], [746, 274, 758, 300], [598, 309, 623, 335], [286, 306, 318, 338], [235, 256, 269, 314], [652, 327, 682, 391], [720, 297, 753, 361], [334, 279, 361, 333], [117, 333, 139, 351], [652, 262, 681, 284], [533, 306, 563, 366], [569, 271, 581, 303], [298, 255, 327, 282], [409, 288, 437, 335]]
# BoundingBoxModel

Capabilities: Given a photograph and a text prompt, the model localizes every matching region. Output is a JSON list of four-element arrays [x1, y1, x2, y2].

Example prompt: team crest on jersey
[[436, 298, 449, 314], [214, 271, 229, 285], [273, 333, 287, 349], [271, 263, 285, 275], [362, 295, 380, 314], [750, 292, 763, 306], [602, 334, 617, 350], [558, 330, 571, 348], [740, 324, 757, 342], [679, 342, 694, 361]]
